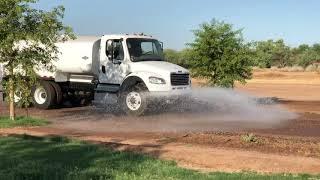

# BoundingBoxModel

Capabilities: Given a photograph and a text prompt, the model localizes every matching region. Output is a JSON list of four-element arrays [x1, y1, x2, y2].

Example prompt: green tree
[[251, 40, 274, 68], [163, 49, 180, 64], [312, 43, 320, 55], [297, 49, 320, 67], [0, 0, 74, 120], [179, 48, 192, 68], [297, 44, 310, 53], [252, 39, 291, 68], [272, 39, 292, 67], [188, 19, 252, 88], [163, 48, 192, 68]]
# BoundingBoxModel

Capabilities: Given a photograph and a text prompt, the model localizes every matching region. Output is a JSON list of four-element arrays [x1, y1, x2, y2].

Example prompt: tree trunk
[[9, 68, 15, 121], [25, 106, 29, 117], [9, 92, 15, 120]]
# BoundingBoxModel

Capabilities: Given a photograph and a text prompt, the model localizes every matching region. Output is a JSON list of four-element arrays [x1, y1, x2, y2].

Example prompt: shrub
[[305, 64, 319, 72], [241, 133, 258, 143]]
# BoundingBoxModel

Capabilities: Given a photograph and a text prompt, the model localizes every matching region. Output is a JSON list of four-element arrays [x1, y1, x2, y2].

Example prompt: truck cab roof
[[101, 34, 154, 40], [64, 34, 155, 43], [66, 34, 155, 44]]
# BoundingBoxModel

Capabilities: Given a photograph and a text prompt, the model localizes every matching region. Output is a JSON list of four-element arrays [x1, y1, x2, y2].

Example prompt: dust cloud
[[53, 88, 297, 133]]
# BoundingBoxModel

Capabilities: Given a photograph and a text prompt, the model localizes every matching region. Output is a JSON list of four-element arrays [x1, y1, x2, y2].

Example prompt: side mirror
[[160, 41, 164, 50], [106, 40, 113, 60]]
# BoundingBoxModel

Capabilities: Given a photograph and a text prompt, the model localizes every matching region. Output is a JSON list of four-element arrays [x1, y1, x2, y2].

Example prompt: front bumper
[[147, 87, 192, 104]]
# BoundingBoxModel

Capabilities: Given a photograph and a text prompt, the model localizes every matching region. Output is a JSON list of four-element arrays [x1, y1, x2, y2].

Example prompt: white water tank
[[55, 36, 100, 75]]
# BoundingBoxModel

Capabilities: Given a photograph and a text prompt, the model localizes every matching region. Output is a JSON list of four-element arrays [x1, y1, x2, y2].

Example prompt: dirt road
[[1, 70, 320, 174]]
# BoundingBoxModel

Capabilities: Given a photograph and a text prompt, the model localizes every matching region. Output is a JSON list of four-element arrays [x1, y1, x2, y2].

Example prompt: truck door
[[99, 39, 126, 85]]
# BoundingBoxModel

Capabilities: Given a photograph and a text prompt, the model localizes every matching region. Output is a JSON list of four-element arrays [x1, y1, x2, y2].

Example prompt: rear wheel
[[48, 81, 63, 106], [120, 83, 148, 116], [32, 81, 56, 109]]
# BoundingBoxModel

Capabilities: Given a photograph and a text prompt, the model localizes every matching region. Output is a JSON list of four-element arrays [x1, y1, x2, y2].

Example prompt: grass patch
[[0, 116, 49, 128], [0, 136, 318, 180]]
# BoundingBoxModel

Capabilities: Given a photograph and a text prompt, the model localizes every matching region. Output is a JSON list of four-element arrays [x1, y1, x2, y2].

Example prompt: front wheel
[[120, 84, 148, 116]]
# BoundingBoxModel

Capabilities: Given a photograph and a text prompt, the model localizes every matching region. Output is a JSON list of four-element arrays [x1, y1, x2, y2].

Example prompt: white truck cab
[[98, 34, 190, 91], [3, 34, 192, 115]]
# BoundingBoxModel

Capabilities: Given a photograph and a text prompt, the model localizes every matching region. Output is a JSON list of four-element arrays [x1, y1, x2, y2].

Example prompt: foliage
[[250, 39, 292, 68], [187, 19, 252, 88], [0, 0, 74, 119], [164, 49, 179, 62], [0, 136, 317, 180], [312, 43, 320, 54], [164, 20, 320, 85], [250, 41, 320, 69], [0, 116, 48, 128], [296, 49, 320, 67], [163, 48, 192, 68]]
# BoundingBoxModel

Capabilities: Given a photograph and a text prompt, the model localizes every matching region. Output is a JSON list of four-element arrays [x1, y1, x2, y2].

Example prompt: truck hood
[[129, 61, 189, 75]]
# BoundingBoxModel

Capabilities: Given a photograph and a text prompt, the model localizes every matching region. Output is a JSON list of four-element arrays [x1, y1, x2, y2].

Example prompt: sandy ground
[[1, 70, 320, 174]]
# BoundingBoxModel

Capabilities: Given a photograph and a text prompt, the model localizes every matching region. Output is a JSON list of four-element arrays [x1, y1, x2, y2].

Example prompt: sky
[[33, 0, 320, 50]]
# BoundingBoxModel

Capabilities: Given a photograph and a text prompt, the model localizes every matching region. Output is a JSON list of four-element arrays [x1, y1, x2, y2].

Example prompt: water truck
[[1, 34, 191, 115]]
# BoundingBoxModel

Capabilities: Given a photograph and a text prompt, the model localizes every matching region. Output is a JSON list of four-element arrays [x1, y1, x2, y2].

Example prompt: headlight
[[149, 76, 166, 84]]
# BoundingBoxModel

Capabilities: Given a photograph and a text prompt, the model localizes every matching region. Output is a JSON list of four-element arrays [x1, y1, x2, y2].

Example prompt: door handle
[[82, 56, 89, 60], [101, 65, 106, 74]]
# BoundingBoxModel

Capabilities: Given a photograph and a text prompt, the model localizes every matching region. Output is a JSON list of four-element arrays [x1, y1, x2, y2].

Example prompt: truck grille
[[170, 73, 189, 86]]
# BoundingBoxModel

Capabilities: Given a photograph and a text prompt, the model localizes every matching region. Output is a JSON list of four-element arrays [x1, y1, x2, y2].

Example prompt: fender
[[119, 73, 146, 92], [120, 71, 171, 92]]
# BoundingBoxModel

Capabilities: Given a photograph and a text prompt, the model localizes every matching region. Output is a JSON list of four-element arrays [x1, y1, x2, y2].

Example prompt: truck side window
[[106, 39, 124, 61]]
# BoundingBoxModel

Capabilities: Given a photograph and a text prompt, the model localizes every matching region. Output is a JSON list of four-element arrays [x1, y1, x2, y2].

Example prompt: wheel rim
[[34, 87, 47, 105], [126, 91, 142, 111]]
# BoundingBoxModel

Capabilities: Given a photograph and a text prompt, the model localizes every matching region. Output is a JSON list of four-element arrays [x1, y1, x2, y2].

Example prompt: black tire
[[120, 83, 148, 116], [48, 81, 63, 106], [32, 81, 56, 109]]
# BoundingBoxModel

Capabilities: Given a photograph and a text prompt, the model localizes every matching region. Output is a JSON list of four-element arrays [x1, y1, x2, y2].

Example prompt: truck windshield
[[126, 38, 164, 62]]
